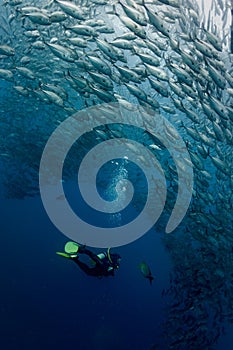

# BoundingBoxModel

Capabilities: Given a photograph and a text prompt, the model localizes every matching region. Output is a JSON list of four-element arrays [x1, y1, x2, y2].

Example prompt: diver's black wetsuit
[[71, 247, 119, 277]]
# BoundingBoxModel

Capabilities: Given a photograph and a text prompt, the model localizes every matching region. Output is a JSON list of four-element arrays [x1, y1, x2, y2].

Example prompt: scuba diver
[[56, 241, 121, 278]]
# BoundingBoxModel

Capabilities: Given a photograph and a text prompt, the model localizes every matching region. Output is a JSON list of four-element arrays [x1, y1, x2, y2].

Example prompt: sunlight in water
[[104, 162, 129, 226]]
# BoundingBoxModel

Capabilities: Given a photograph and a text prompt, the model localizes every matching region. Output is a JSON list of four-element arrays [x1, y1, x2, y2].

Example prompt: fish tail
[[148, 275, 154, 285], [189, 30, 196, 42], [142, 0, 152, 9], [180, 121, 185, 130], [142, 0, 149, 6], [105, 4, 116, 15], [63, 24, 69, 31], [47, 0, 54, 6], [67, 69, 72, 78]]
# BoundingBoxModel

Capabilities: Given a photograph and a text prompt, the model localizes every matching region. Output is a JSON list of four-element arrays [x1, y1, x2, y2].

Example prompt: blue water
[[1, 188, 173, 350], [1, 181, 233, 349]]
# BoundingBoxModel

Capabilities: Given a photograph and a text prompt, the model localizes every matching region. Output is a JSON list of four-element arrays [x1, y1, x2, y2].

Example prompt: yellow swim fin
[[64, 241, 80, 254], [56, 252, 71, 259]]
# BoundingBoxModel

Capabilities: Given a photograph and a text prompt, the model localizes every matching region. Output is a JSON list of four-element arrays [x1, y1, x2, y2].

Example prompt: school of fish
[[0, 0, 233, 348]]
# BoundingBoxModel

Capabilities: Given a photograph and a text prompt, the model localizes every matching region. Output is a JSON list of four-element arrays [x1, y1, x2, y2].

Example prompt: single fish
[[88, 71, 113, 90], [0, 44, 15, 56], [143, 3, 170, 37], [67, 37, 88, 48], [50, 11, 67, 23], [125, 83, 147, 101], [64, 24, 97, 37], [42, 89, 64, 107], [205, 60, 226, 89], [0, 69, 14, 81], [16, 67, 35, 80], [119, 0, 147, 26], [45, 42, 77, 62], [89, 84, 116, 102], [116, 65, 141, 83], [96, 38, 126, 62], [87, 55, 112, 75], [133, 49, 160, 66], [25, 12, 51, 25], [148, 76, 168, 97], [54, 0, 85, 20], [13, 85, 29, 96], [144, 64, 168, 81], [111, 39, 133, 50], [139, 261, 154, 285], [118, 15, 147, 39]]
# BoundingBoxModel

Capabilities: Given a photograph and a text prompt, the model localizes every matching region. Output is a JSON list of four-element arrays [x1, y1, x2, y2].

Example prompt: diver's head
[[110, 253, 121, 269]]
